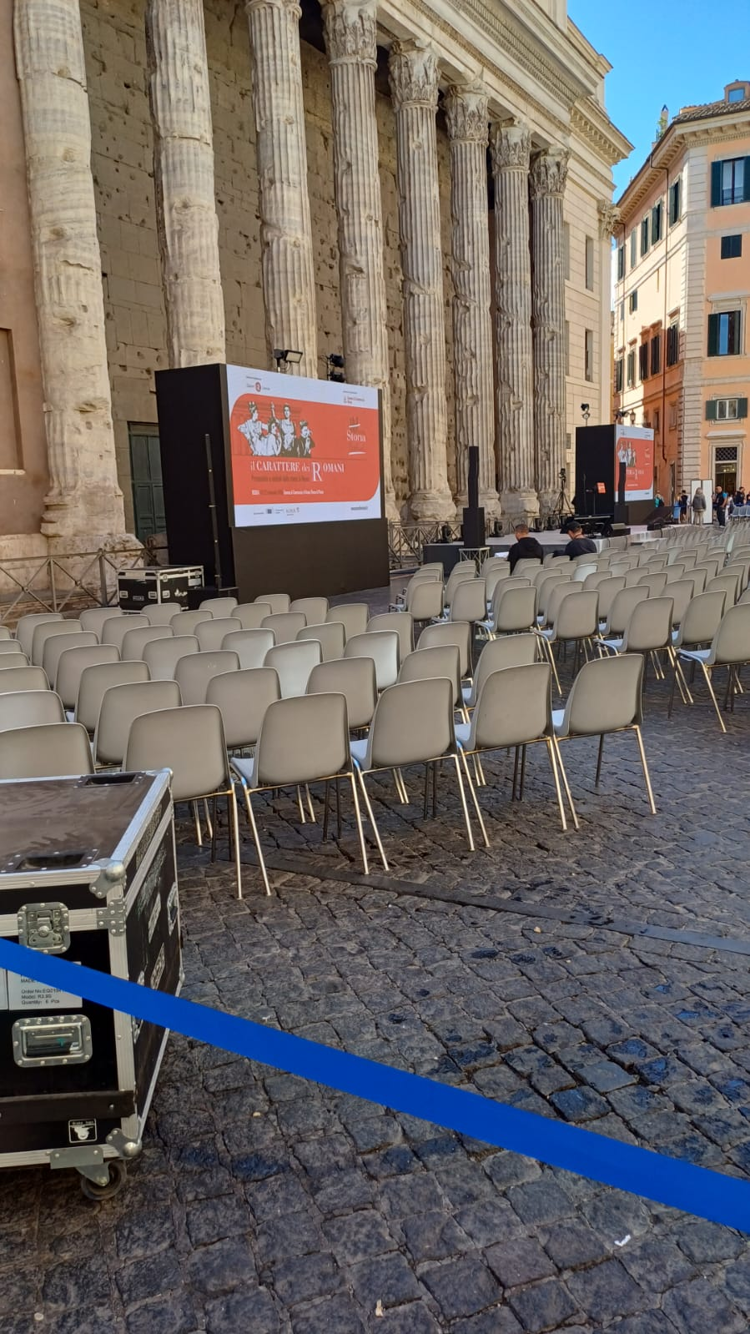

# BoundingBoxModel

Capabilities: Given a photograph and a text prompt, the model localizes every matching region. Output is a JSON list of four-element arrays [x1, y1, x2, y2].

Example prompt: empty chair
[[481, 584, 537, 640], [537, 591, 599, 694], [0, 666, 49, 693], [143, 603, 183, 626], [264, 640, 322, 698], [344, 631, 399, 691], [535, 573, 571, 623], [665, 581, 694, 630], [695, 556, 722, 580], [16, 612, 62, 658], [673, 603, 750, 732], [367, 612, 413, 662], [0, 652, 29, 671], [297, 621, 345, 663], [706, 573, 742, 607], [449, 580, 487, 631], [255, 593, 291, 615], [537, 581, 582, 632], [681, 568, 708, 597], [326, 603, 369, 641], [290, 596, 329, 625], [663, 564, 686, 583], [417, 620, 472, 680], [175, 649, 240, 706], [126, 705, 242, 897], [598, 598, 675, 684], [669, 591, 728, 711], [55, 644, 120, 712], [0, 639, 25, 656], [171, 610, 213, 637], [42, 631, 98, 690], [0, 627, 10, 641], [196, 617, 243, 652], [100, 614, 149, 652], [234, 602, 274, 630], [512, 557, 542, 578], [637, 572, 668, 597], [31, 619, 83, 666], [483, 561, 511, 605], [143, 635, 200, 681], [81, 606, 122, 638], [443, 565, 477, 610], [552, 653, 655, 815], [76, 660, 150, 734], [403, 579, 444, 621], [398, 645, 462, 711], [598, 585, 649, 637], [0, 722, 94, 780], [463, 633, 539, 710], [94, 679, 182, 766], [261, 612, 306, 645], [572, 563, 598, 583], [221, 628, 276, 671], [307, 656, 378, 730], [593, 576, 626, 625], [120, 624, 174, 661], [200, 596, 239, 617], [583, 571, 614, 592], [207, 666, 280, 751], [725, 557, 750, 590], [0, 690, 65, 731]]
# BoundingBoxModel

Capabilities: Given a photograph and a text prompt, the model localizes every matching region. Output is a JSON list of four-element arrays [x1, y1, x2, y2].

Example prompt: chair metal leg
[[702, 663, 727, 732], [229, 783, 243, 899], [322, 781, 330, 840], [633, 725, 657, 814], [512, 746, 520, 800], [595, 733, 605, 786], [452, 754, 476, 852], [203, 799, 214, 840], [305, 784, 316, 822], [210, 796, 217, 863], [545, 738, 568, 832], [192, 800, 203, 848], [296, 786, 307, 824], [432, 761, 438, 819], [519, 745, 527, 800], [356, 768, 388, 870], [243, 788, 272, 895], [553, 736, 579, 829], [336, 777, 342, 839], [423, 763, 430, 819], [348, 772, 370, 875], [395, 768, 409, 804], [460, 750, 489, 848]]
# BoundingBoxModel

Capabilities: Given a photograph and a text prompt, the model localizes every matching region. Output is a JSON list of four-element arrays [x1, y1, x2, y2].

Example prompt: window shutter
[[708, 313, 719, 356], [745, 159, 750, 203], [711, 161, 722, 207], [738, 397, 748, 419], [705, 400, 718, 421]]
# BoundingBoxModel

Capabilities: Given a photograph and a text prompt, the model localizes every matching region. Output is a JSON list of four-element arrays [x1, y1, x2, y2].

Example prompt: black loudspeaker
[[462, 446, 485, 548], [467, 446, 479, 510]]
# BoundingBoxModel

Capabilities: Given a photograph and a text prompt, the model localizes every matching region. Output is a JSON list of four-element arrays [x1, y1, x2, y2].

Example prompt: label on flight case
[[0, 966, 82, 1011], [69, 1118, 97, 1143], [147, 893, 161, 942]]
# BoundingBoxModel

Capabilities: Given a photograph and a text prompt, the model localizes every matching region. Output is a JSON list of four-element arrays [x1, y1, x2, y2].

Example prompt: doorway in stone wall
[[128, 423, 165, 543], [714, 445, 738, 497]]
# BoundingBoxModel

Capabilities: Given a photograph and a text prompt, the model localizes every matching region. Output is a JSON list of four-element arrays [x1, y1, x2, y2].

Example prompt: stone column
[[14, 0, 127, 542], [445, 82, 498, 518], [146, 0, 226, 367], [246, 0, 317, 377], [530, 147, 569, 516], [389, 40, 454, 521], [322, 0, 396, 519], [491, 122, 536, 527]]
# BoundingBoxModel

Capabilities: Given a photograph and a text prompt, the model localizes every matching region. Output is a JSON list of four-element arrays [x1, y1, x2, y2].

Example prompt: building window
[[614, 356, 624, 393], [653, 408, 660, 435], [584, 329, 594, 382], [711, 157, 750, 207], [706, 397, 748, 421], [669, 400, 679, 430], [585, 236, 594, 291], [626, 349, 636, 387], [563, 222, 570, 281], [721, 234, 743, 259], [564, 320, 570, 375], [666, 323, 680, 366], [638, 343, 649, 381], [727, 87, 747, 104], [668, 178, 681, 225], [629, 289, 638, 313], [651, 201, 663, 243], [650, 333, 661, 377], [630, 231, 637, 268], [708, 310, 742, 356], [640, 216, 649, 256], [128, 423, 165, 543], [619, 301, 625, 324], [617, 245, 625, 280]]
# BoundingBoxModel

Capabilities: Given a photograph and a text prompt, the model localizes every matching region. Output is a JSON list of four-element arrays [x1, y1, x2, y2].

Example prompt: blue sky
[[568, 0, 750, 197]]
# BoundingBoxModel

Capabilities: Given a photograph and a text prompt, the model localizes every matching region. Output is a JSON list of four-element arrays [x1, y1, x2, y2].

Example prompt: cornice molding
[[617, 110, 750, 218], [570, 101, 632, 168]]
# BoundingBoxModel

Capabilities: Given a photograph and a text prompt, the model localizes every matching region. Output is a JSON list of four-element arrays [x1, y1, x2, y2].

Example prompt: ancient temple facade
[[0, 0, 630, 559]]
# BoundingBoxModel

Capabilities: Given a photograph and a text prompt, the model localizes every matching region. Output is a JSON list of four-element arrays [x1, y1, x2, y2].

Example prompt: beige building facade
[[0, 0, 629, 561]]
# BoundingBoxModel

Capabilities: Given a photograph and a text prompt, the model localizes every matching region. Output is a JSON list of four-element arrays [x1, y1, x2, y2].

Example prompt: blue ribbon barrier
[[0, 936, 747, 1232]]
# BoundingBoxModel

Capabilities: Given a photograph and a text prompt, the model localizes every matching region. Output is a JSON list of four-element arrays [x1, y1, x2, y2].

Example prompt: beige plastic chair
[[598, 596, 675, 683], [94, 679, 182, 766], [297, 621, 345, 662], [417, 620, 472, 680], [174, 649, 240, 706], [480, 584, 537, 640], [200, 596, 239, 617], [344, 631, 399, 690], [403, 579, 444, 621], [264, 640, 322, 698], [536, 581, 581, 632], [0, 666, 49, 694], [0, 627, 10, 641], [290, 597, 329, 626], [537, 590, 599, 694], [0, 640, 25, 656], [669, 591, 728, 712], [443, 565, 477, 611], [674, 602, 750, 732], [454, 662, 574, 834], [0, 721, 94, 780], [483, 561, 511, 604], [55, 644, 120, 711], [196, 617, 243, 652], [206, 666, 280, 750], [572, 562, 598, 583], [126, 705, 242, 897], [143, 635, 200, 681], [326, 603, 369, 640], [463, 634, 539, 710], [694, 556, 722, 580], [637, 572, 668, 597], [143, 603, 183, 626], [221, 628, 276, 671], [593, 577, 626, 625], [725, 558, 750, 591], [254, 593, 291, 615], [234, 602, 274, 630], [16, 612, 62, 658], [553, 653, 655, 814], [261, 612, 306, 645], [398, 645, 462, 711], [32, 619, 83, 666], [682, 568, 708, 597], [449, 580, 487, 630], [663, 565, 686, 584], [583, 571, 613, 592], [232, 693, 372, 894], [171, 610, 213, 637], [706, 573, 742, 607], [42, 631, 98, 690], [367, 612, 413, 663], [120, 625, 174, 661], [81, 607, 122, 638], [0, 653, 29, 671], [512, 557, 542, 578], [76, 660, 150, 733], [535, 574, 571, 623], [665, 580, 694, 630], [0, 690, 65, 731], [598, 585, 649, 637], [100, 614, 149, 652], [307, 657, 378, 730]]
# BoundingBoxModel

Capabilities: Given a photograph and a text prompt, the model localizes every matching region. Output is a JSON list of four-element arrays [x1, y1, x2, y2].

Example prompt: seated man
[[507, 523, 544, 573], [562, 523, 597, 559]]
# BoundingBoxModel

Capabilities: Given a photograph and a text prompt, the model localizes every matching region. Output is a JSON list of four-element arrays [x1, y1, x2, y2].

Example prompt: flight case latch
[[17, 902, 70, 954]]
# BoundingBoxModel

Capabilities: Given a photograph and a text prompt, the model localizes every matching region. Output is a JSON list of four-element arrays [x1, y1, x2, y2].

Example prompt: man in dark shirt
[[563, 524, 597, 559], [507, 523, 544, 572]]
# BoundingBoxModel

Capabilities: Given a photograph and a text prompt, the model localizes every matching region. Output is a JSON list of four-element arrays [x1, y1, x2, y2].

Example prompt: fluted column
[[322, 0, 396, 519], [531, 148, 569, 515], [445, 83, 498, 518], [246, 0, 317, 377], [14, 0, 126, 541], [147, 0, 226, 366], [491, 122, 537, 527], [389, 41, 454, 521]]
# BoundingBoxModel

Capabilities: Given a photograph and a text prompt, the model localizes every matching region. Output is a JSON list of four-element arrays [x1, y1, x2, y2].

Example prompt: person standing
[[678, 490, 689, 523], [691, 488, 707, 524], [715, 486, 728, 527]]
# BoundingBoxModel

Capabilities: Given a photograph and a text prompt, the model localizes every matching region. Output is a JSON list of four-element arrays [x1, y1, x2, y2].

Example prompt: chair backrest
[[557, 653, 644, 737], [174, 649, 240, 706], [143, 635, 200, 681], [0, 639, 23, 656], [220, 628, 276, 670], [206, 666, 280, 748], [0, 652, 30, 671], [0, 666, 49, 694], [307, 656, 378, 730], [31, 619, 83, 666], [666, 581, 694, 628], [255, 593, 291, 615], [80, 606, 121, 637], [264, 640, 322, 698], [572, 563, 598, 583], [297, 621, 345, 662], [366, 612, 413, 662], [444, 566, 477, 607], [493, 584, 537, 633], [142, 603, 183, 626], [0, 721, 94, 779], [0, 627, 9, 641], [536, 573, 570, 618], [622, 597, 674, 652], [469, 662, 552, 751], [171, 610, 213, 637], [405, 579, 444, 620], [706, 573, 741, 606], [344, 631, 400, 691], [76, 660, 150, 732], [483, 561, 511, 600], [676, 591, 727, 648], [594, 576, 626, 622], [0, 690, 65, 731], [55, 644, 120, 710], [290, 596, 329, 625], [234, 602, 274, 629], [326, 603, 369, 640], [94, 679, 182, 765], [125, 705, 229, 802], [120, 625, 174, 662], [254, 692, 351, 787], [366, 677, 454, 769], [710, 603, 750, 665], [196, 617, 243, 652], [449, 580, 487, 624], [469, 633, 539, 707], [398, 645, 461, 707], [545, 581, 581, 629], [695, 557, 722, 579], [199, 596, 238, 617], [663, 565, 686, 583], [553, 590, 599, 639], [723, 565, 749, 594], [725, 558, 750, 589], [42, 632, 99, 689], [261, 612, 306, 645], [512, 557, 542, 577], [416, 620, 471, 678], [419, 563, 445, 575], [637, 572, 668, 597], [100, 614, 149, 651], [682, 568, 707, 596], [583, 571, 612, 591], [603, 585, 649, 635], [16, 612, 63, 658]]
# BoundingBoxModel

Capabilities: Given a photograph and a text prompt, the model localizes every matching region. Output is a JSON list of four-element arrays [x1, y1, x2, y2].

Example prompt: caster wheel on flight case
[[79, 1159, 127, 1201]]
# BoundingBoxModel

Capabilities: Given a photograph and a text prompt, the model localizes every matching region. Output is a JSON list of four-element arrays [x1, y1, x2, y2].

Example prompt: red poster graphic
[[614, 426, 654, 502]]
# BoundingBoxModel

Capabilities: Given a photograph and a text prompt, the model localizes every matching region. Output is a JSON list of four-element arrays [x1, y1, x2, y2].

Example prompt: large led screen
[[614, 425, 655, 502]]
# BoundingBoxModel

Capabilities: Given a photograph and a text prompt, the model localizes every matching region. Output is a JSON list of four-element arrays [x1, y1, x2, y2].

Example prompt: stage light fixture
[[326, 352, 346, 383], [273, 349, 303, 371], [580, 402, 591, 422]]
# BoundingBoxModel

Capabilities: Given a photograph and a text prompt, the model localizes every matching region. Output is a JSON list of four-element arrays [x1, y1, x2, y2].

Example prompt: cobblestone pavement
[[2, 620, 750, 1333]]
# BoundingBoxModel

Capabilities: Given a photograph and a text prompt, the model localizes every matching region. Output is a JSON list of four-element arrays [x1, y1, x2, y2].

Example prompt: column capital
[[388, 40, 439, 112], [529, 147, 570, 200], [245, 0, 301, 17], [598, 198, 621, 238], [444, 82, 489, 145], [490, 122, 531, 174], [321, 0, 376, 65]]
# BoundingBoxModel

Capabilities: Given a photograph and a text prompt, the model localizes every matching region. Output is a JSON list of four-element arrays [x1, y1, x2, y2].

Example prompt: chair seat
[[601, 637, 623, 652], [679, 648, 711, 663], [461, 684, 471, 705], [349, 738, 368, 768], [551, 709, 565, 732], [231, 756, 254, 783], [454, 721, 471, 748]]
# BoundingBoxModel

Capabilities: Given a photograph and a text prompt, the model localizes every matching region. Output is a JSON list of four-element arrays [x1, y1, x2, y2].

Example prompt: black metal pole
[[204, 433, 223, 590]]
